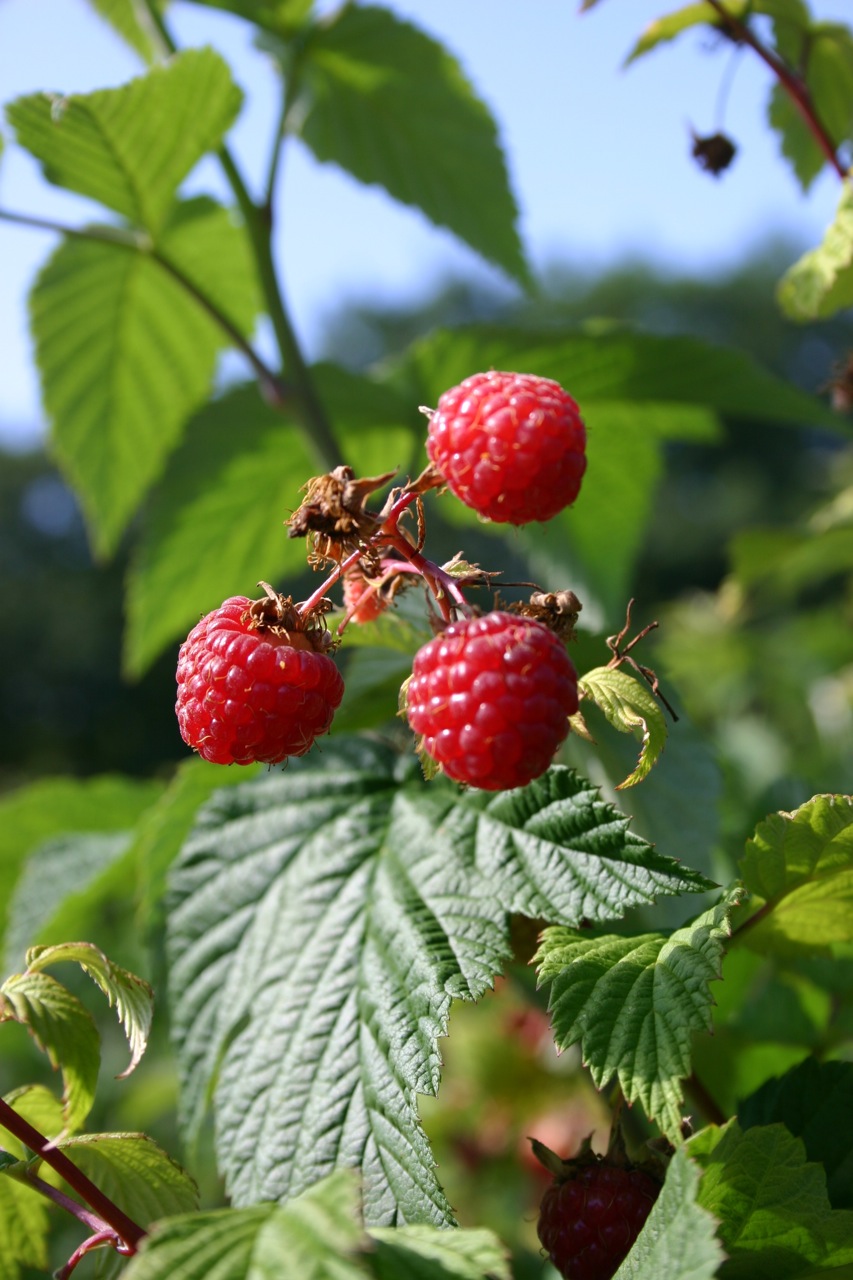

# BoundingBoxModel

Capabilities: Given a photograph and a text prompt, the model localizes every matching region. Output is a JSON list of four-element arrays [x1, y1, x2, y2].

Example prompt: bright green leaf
[[26, 942, 153, 1078], [613, 1147, 723, 1280], [168, 742, 711, 1223], [0, 972, 99, 1132], [739, 1059, 853, 1209], [84, 0, 169, 62], [536, 885, 741, 1138], [31, 199, 259, 557], [0, 1086, 66, 1156], [0, 775, 162, 959], [691, 1121, 853, 1277], [293, 5, 528, 284], [0, 1173, 48, 1280], [121, 1170, 367, 1280], [369, 1223, 511, 1279], [578, 666, 668, 788], [49, 1133, 198, 1228], [6, 50, 241, 233], [739, 794, 853, 954], [625, 2, 741, 65], [778, 183, 853, 321]]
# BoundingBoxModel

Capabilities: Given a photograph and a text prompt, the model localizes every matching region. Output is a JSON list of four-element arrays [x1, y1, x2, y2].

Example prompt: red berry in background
[[537, 1159, 661, 1280], [176, 594, 344, 766], [405, 611, 578, 791], [342, 568, 387, 625], [426, 370, 586, 525]]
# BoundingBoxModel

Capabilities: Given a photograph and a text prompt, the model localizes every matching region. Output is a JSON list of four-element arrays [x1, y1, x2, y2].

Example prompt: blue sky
[[0, 0, 849, 446]]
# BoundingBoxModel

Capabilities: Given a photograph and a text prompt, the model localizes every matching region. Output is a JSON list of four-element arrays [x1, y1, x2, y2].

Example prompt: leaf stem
[[0, 1097, 145, 1251], [704, 0, 847, 180]]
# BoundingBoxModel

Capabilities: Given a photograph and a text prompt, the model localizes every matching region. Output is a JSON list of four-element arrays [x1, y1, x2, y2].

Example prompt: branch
[[705, 0, 847, 181], [0, 1098, 145, 1251]]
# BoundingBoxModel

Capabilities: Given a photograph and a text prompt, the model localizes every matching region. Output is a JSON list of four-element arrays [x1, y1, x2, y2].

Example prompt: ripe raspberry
[[176, 596, 344, 766], [342, 569, 387, 625], [405, 611, 578, 790], [426, 370, 586, 525], [538, 1161, 660, 1280]]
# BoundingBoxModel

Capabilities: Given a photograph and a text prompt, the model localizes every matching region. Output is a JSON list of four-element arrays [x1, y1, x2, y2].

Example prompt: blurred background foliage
[[3, 246, 853, 1274]]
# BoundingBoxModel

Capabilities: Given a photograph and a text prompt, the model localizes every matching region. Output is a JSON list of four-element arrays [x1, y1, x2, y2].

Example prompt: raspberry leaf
[[690, 1120, 853, 1277], [42, 1134, 198, 1228], [30, 199, 260, 557], [368, 1224, 511, 1279], [612, 1148, 723, 1280], [535, 884, 744, 1138], [290, 6, 528, 285], [738, 794, 853, 955], [6, 50, 241, 234], [0, 1167, 49, 1280], [84, 0, 167, 63], [778, 182, 853, 321], [167, 742, 712, 1224], [578, 667, 668, 788]]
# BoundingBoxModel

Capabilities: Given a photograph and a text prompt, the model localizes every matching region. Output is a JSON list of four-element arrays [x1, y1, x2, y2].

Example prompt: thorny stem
[[0, 1097, 145, 1252], [705, 0, 848, 180]]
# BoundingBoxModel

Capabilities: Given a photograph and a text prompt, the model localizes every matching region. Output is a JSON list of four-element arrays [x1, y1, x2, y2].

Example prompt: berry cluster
[[177, 369, 588, 788]]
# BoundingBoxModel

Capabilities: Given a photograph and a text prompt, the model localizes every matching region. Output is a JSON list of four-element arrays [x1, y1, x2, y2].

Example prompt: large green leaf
[[536, 886, 741, 1138], [0, 972, 99, 1132], [167, 741, 711, 1224], [51, 1133, 198, 1227], [31, 199, 260, 556], [368, 1224, 511, 1280], [188, 0, 314, 36], [778, 183, 853, 321], [0, 1175, 48, 1280], [691, 1121, 853, 1277], [739, 794, 853, 955], [121, 1170, 367, 1280], [292, 5, 527, 284], [768, 23, 853, 192], [739, 1059, 853, 1209], [6, 50, 241, 233], [0, 775, 163, 959], [613, 1147, 723, 1280]]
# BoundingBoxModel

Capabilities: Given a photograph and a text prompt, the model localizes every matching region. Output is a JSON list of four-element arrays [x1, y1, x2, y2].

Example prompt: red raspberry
[[426, 371, 586, 525], [538, 1162, 661, 1280], [342, 569, 387, 625], [176, 596, 344, 766], [405, 611, 578, 790]]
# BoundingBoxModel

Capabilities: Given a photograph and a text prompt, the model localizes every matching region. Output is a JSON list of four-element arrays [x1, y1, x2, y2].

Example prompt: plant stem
[[705, 0, 847, 180], [684, 1072, 727, 1127], [0, 1098, 145, 1251], [728, 896, 774, 943]]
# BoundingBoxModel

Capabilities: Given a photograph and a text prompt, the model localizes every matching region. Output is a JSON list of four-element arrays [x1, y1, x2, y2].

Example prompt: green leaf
[[26, 942, 153, 1078], [6, 50, 242, 233], [578, 667, 668, 788], [121, 1170, 367, 1280], [769, 23, 853, 192], [31, 200, 259, 557], [0, 775, 162, 959], [124, 365, 409, 677], [4, 831, 132, 972], [331, 647, 415, 733], [368, 1224, 511, 1279], [739, 1059, 853, 1208], [613, 1147, 723, 1280], [168, 742, 710, 1224], [188, 0, 314, 37], [730, 522, 853, 599], [293, 5, 528, 284], [778, 183, 853, 321], [768, 84, 825, 193], [84, 0, 168, 62], [0, 1086, 66, 1156], [0, 972, 99, 1132], [0, 1173, 48, 1280], [49, 1133, 198, 1227], [691, 1121, 853, 1277], [536, 885, 741, 1138], [625, 2, 740, 65], [739, 794, 853, 955]]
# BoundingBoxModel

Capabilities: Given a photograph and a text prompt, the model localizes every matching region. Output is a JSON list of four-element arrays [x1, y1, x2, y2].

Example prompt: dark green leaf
[[730, 522, 853, 598], [6, 50, 241, 232], [293, 5, 528, 284], [536, 885, 742, 1137], [739, 1059, 853, 1209], [369, 1224, 511, 1280], [613, 1148, 723, 1280], [167, 742, 710, 1224]]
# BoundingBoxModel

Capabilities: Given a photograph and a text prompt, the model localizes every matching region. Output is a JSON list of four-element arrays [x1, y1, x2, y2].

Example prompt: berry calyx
[[405, 611, 578, 790], [536, 1148, 661, 1280], [426, 370, 586, 525], [176, 589, 344, 766]]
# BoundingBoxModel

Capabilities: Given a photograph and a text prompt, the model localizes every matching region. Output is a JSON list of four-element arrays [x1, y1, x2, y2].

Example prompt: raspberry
[[426, 370, 586, 525], [176, 596, 344, 766], [538, 1161, 661, 1280], [405, 611, 578, 790], [342, 569, 387, 625]]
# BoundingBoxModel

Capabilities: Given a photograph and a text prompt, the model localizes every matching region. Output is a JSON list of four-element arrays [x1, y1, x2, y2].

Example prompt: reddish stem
[[0, 1097, 144, 1251], [705, 0, 847, 180]]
